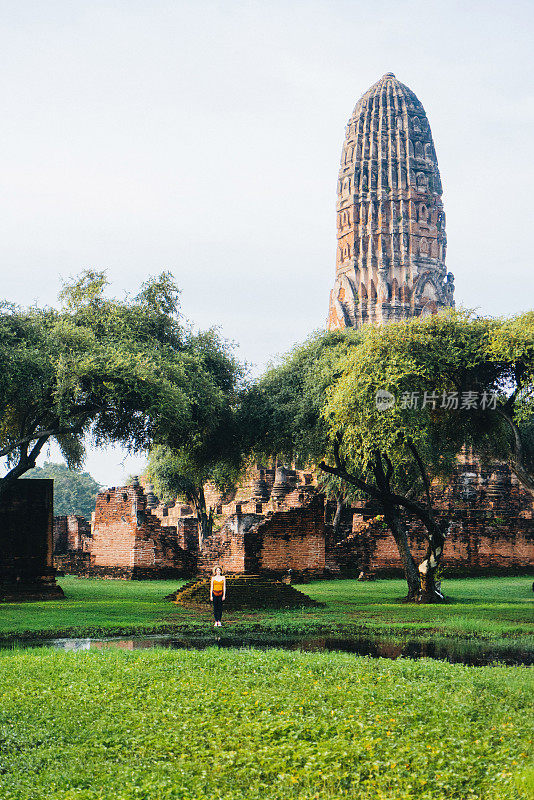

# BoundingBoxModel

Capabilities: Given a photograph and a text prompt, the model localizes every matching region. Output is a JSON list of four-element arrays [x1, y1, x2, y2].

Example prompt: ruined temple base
[[167, 574, 322, 610], [0, 569, 65, 603], [0, 479, 65, 603]]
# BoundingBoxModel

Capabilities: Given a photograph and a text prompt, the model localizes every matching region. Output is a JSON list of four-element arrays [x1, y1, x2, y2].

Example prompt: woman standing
[[210, 566, 226, 627]]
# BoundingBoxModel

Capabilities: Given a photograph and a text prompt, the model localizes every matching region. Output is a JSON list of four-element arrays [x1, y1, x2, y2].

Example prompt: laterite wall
[[91, 486, 192, 578], [250, 505, 326, 575], [200, 504, 326, 576], [331, 510, 534, 576]]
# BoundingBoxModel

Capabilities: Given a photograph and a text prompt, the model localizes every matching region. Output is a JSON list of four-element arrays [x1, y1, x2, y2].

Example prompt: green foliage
[[146, 330, 250, 530], [248, 311, 534, 543], [324, 310, 534, 491], [0, 270, 246, 491], [57, 269, 109, 309], [0, 648, 532, 799], [147, 441, 241, 508], [244, 328, 363, 504], [324, 311, 494, 492], [23, 461, 100, 518], [135, 272, 181, 316], [0, 577, 531, 642], [250, 310, 534, 493], [249, 328, 361, 466]]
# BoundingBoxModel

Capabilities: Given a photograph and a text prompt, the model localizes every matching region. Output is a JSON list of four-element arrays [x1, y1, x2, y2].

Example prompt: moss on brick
[[167, 575, 322, 610]]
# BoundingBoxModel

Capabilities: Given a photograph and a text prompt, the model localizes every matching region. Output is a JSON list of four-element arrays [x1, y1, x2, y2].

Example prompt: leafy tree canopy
[[0, 270, 246, 498], [325, 309, 534, 491], [248, 309, 534, 600], [23, 461, 101, 519], [245, 328, 362, 465], [147, 341, 251, 543]]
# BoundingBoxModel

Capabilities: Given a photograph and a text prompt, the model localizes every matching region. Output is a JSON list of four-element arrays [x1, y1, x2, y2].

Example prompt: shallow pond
[[3, 633, 532, 666]]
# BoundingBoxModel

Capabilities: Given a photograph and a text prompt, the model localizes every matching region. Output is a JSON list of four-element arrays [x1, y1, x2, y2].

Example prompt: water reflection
[[8, 633, 532, 666]]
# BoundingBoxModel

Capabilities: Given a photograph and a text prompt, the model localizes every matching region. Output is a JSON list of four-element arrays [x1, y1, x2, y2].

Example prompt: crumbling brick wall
[[53, 516, 68, 554], [248, 505, 326, 576], [175, 518, 199, 552], [199, 503, 326, 577], [80, 465, 534, 579], [330, 510, 534, 576], [53, 514, 92, 574], [199, 514, 260, 574], [90, 485, 192, 578], [53, 515, 91, 554]]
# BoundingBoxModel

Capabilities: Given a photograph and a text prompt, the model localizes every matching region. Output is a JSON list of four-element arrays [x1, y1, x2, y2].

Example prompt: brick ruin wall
[[53, 515, 92, 574], [199, 502, 326, 577], [0, 479, 64, 600], [249, 505, 325, 575], [197, 514, 254, 574], [51, 465, 534, 579], [331, 497, 534, 577], [149, 468, 316, 532], [88, 486, 193, 578]]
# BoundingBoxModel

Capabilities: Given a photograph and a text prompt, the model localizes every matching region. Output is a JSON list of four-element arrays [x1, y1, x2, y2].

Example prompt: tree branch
[[333, 433, 345, 470], [0, 408, 95, 459], [318, 460, 383, 502], [383, 453, 394, 489], [373, 450, 388, 493], [0, 434, 50, 497], [496, 407, 534, 494], [320, 456, 437, 534], [320, 436, 441, 544], [406, 437, 432, 510]]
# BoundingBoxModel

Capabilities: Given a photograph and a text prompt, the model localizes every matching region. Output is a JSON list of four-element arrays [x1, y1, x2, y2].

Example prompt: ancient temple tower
[[327, 73, 455, 330]]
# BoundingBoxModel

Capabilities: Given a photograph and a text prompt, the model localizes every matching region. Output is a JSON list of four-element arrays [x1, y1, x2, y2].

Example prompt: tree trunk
[[497, 409, 534, 497], [417, 518, 446, 603], [332, 496, 345, 540], [318, 454, 422, 601], [195, 485, 213, 549], [197, 508, 213, 549], [382, 503, 421, 601], [0, 437, 48, 501]]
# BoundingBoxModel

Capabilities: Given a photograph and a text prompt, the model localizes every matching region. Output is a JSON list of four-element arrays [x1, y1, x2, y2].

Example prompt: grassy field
[[0, 576, 532, 642], [0, 647, 532, 800]]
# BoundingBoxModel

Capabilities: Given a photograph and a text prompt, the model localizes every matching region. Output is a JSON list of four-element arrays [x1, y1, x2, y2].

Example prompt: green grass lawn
[[0, 648, 532, 799], [0, 576, 532, 642]]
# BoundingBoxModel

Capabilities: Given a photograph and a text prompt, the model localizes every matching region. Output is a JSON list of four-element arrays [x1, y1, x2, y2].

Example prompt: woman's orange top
[[212, 577, 224, 596]]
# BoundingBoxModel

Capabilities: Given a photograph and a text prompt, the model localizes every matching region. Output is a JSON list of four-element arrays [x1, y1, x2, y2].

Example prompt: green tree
[[320, 310, 534, 601], [146, 328, 247, 546], [0, 271, 246, 510], [249, 311, 534, 602], [485, 311, 534, 491], [240, 329, 363, 536], [247, 329, 362, 464], [23, 461, 101, 519], [147, 445, 242, 547]]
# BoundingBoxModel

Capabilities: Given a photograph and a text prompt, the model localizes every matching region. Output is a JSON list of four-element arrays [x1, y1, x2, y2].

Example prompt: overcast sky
[[1, 0, 533, 485]]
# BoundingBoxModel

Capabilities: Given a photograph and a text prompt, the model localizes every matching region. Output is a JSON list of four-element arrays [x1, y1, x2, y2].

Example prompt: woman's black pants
[[213, 595, 223, 622]]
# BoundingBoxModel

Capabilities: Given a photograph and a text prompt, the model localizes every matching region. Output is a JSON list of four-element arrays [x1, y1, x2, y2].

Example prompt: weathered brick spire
[[327, 73, 455, 329]]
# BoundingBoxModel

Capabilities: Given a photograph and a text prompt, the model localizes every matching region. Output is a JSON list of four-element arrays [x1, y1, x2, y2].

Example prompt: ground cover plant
[[0, 647, 532, 800], [0, 577, 532, 644]]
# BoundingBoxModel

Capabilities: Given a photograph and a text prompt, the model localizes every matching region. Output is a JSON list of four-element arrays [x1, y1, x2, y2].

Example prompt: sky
[[1, 0, 533, 486]]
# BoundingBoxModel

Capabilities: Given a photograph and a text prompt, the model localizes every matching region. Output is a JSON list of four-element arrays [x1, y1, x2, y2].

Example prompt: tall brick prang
[[328, 73, 454, 329]]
